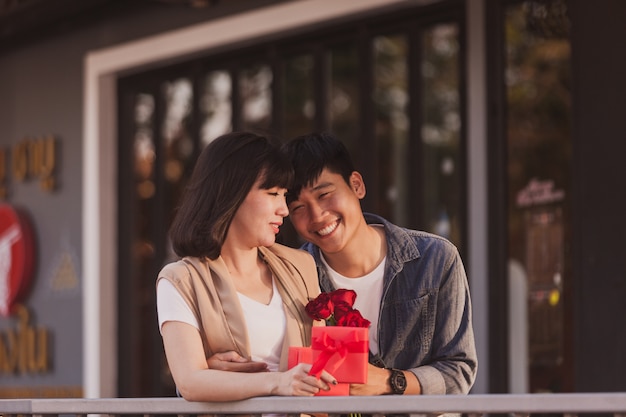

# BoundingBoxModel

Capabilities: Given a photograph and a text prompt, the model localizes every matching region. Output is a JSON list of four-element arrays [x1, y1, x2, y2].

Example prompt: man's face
[[287, 168, 365, 254]]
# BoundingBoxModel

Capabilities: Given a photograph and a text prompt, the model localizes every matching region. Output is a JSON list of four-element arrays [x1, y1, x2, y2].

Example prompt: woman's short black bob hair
[[169, 131, 293, 260]]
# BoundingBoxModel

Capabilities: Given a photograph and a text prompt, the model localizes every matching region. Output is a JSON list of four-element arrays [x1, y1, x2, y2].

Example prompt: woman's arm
[[161, 320, 335, 401]]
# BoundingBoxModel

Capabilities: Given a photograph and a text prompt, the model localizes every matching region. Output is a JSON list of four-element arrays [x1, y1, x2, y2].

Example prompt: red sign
[[0, 204, 36, 316]]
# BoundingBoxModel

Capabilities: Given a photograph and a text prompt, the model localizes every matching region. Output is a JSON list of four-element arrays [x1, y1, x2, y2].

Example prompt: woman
[[156, 131, 334, 401]]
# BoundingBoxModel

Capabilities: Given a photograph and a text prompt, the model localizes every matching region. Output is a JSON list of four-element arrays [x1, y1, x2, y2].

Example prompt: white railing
[[1, 393, 626, 417]]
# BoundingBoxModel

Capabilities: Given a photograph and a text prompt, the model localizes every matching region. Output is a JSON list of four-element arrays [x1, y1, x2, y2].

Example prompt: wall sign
[[0, 303, 48, 374], [516, 178, 565, 208], [0, 204, 36, 317], [0, 135, 57, 199]]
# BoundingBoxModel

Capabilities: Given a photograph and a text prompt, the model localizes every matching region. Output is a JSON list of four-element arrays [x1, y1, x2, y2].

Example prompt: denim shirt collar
[[302, 212, 420, 292]]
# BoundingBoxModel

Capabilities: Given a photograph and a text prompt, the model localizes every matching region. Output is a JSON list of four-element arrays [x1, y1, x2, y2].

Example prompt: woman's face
[[226, 177, 289, 249]]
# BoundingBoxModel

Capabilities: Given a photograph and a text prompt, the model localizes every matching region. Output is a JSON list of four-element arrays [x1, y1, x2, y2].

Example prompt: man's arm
[[349, 364, 422, 395], [412, 251, 477, 395], [206, 351, 269, 373]]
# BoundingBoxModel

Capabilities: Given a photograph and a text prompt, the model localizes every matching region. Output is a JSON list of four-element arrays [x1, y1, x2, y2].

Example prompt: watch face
[[391, 370, 407, 394]]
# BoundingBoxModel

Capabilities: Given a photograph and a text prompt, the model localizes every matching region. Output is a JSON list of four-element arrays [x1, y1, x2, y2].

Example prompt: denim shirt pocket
[[387, 290, 437, 360]]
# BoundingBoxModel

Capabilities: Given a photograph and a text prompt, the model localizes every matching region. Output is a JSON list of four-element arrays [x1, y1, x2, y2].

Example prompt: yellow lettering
[[5, 135, 59, 193], [12, 140, 29, 182], [0, 304, 51, 375], [40, 136, 56, 191], [28, 136, 56, 191], [0, 328, 19, 373]]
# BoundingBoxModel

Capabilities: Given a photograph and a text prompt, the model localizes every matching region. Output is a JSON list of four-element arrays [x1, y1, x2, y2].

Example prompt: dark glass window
[[421, 23, 462, 244], [327, 42, 360, 154], [200, 70, 232, 146], [373, 34, 410, 225], [117, 3, 466, 397], [500, 0, 573, 394], [282, 53, 315, 138]]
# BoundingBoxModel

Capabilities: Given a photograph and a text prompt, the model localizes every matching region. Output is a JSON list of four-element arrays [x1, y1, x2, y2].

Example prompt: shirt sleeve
[[414, 248, 477, 395], [156, 279, 199, 332]]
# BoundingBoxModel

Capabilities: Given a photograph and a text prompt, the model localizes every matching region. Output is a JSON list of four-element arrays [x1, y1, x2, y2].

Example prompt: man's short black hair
[[282, 132, 355, 204]]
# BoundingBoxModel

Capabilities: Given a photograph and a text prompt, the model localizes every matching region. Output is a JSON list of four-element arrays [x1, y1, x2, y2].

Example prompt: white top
[[320, 252, 385, 355], [156, 278, 286, 371]]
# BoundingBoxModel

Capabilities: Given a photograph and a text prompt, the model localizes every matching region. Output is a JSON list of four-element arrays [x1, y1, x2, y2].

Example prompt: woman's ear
[[349, 171, 366, 199]]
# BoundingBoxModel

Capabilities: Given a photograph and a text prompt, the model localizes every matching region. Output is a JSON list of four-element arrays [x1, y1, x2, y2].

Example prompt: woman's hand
[[207, 351, 269, 373], [272, 363, 337, 396]]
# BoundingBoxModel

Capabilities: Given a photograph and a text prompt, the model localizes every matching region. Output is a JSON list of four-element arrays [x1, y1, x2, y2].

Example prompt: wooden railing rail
[[1, 393, 626, 417]]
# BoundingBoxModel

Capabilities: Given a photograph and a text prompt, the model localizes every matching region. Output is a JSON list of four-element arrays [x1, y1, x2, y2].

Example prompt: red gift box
[[287, 346, 350, 396], [310, 326, 368, 384]]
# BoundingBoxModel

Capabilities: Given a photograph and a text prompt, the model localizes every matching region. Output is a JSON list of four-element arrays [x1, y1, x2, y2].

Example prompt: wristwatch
[[389, 369, 407, 395]]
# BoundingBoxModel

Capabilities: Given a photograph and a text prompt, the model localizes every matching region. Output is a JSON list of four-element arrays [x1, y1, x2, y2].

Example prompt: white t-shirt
[[320, 252, 385, 355], [156, 278, 286, 371]]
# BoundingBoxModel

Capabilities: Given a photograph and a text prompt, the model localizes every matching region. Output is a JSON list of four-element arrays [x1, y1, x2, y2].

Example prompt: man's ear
[[349, 171, 366, 199]]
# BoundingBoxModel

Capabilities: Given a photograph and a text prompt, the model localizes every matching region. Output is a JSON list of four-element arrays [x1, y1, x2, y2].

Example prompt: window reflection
[[373, 34, 409, 225], [201, 70, 232, 147], [328, 42, 360, 159], [132, 92, 156, 262], [133, 94, 156, 200], [421, 23, 461, 244], [505, 0, 572, 394], [282, 54, 314, 139], [239, 64, 272, 131], [161, 77, 196, 260], [130, 91, 159, 395], [162, 78, 194, 184]]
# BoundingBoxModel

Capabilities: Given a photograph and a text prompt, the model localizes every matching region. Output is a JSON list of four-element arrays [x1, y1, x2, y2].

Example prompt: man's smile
[[315, 219, 340, 236]]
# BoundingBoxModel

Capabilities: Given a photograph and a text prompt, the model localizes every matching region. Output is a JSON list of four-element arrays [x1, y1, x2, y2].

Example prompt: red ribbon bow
[[308, 329, 368, 378]]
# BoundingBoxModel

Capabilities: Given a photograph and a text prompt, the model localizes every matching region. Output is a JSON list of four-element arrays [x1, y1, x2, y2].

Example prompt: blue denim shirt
[[301, 213, 477, 395]]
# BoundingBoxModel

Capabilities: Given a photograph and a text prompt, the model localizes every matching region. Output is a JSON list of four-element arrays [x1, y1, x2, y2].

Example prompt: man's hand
[[206, 351, 269, 373], [350, 364, 422, 395], [349, 363, 391, 395]]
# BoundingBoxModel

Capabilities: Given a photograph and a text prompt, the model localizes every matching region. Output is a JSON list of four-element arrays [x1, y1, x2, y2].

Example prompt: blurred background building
[[0, 0, 624, 399]]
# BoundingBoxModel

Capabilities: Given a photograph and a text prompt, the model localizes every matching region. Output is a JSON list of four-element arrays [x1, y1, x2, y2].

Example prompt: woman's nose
[[277, 200, 289, 217]]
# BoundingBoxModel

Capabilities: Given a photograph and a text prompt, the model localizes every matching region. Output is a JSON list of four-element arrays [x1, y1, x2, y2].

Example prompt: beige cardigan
[[157, 243, 322, 371]]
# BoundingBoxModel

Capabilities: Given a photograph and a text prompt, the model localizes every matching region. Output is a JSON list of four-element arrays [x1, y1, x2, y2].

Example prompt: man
[[281, 132, 477, 396]]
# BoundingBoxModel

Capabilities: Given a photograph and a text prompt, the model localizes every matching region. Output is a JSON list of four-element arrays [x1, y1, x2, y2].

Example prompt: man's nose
[[308, 202, 325, 221]]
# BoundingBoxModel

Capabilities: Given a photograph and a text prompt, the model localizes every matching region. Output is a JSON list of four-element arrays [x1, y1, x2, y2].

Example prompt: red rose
[[329, 289, 356, 308], [335, 309, 371, 328], [332, 302, 353, 321], [305, 292, 333, 321], [305, 288, 370, 327]]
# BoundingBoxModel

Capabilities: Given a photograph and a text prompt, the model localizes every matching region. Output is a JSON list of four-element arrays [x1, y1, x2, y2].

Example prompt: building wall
[[0, 27, 88, 396]]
